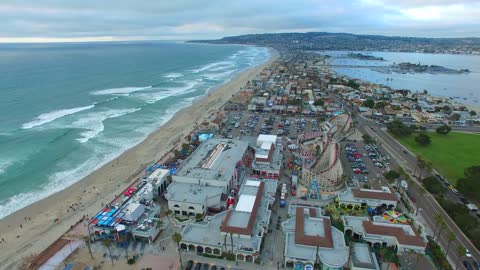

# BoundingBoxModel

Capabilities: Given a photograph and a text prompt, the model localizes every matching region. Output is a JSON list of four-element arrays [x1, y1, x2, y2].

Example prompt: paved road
[[400, 121, 480, 134], [356, 115, 479, 269]]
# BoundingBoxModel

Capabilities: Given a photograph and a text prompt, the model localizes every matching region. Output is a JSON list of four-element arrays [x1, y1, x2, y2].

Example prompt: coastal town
[[5, 49, 480, 270]]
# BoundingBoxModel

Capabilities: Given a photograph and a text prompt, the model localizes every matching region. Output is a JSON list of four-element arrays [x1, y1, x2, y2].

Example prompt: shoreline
[[325, 66, 480, 112], [0, 47, 279, 268]]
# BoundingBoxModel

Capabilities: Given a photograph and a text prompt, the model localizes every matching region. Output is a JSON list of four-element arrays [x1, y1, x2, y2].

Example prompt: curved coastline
[[0, 47, 279, 269]]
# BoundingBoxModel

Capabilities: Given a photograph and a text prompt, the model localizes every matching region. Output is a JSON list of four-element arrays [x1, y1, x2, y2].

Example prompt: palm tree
[[102, 238, 114, 266], [445, 230, 456, 257], [156, 219, 164, 230], [423, 161, 433, 178], [437, 220, 447, 242], [223, 234, 227, 251], [172, 232, 183, 269], [433, 213, 443, 241], [83, 236, 94, 259], [455, 245, 466, 270], [230, 233, 234, 254], [118, 235, 129, 259], [415, 155, 425, 177]]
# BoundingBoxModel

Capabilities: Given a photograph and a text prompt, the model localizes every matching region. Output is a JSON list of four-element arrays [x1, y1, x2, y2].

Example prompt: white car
[[466, 248, 472, 257]]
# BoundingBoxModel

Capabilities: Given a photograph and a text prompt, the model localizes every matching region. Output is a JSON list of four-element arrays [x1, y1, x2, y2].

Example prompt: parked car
[[466, 249, 472, 257], [464, 261, 473, 270], [460, 198, 470, 204]]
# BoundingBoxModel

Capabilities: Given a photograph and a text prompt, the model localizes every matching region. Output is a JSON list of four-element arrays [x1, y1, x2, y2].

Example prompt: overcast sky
[[1, 0, 479, 43]]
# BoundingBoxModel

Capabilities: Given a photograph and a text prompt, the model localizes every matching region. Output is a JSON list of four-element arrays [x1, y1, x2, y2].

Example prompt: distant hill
[[189, 32, 480, 54]]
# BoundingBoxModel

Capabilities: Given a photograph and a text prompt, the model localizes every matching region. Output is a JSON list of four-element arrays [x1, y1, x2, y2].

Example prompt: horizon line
[[1, 31, 479, 44]]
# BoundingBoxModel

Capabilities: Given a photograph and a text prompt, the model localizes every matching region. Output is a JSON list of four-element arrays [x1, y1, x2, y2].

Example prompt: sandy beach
[[0, 47, 279, 269]]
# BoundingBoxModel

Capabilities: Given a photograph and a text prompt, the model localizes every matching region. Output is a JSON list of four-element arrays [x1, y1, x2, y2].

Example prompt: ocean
[[0, 41, 270, 219], [323, 51, 480, 107]]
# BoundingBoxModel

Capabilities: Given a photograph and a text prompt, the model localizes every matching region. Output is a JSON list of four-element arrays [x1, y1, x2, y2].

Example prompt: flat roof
[[245, 180, 261, 187], [181, 179, 274, 252], [235, 195, 256, 213], [147, 168, 169, 180], [221, 182, 265, 236], [257, 134, 277, 146], [227, 211, 250, 228], [174, 139, 248, 184], [283, 207, 349, 268], [166, 182, 223, 204], [253, 142, 282, 171], [295, 207, 333, 248], [351, 242, 380, 270]]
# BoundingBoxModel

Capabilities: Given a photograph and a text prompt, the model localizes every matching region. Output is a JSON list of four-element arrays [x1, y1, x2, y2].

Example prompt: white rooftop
[[256, 134, 277, 147], [235, 194, 256, 213], [245, 180, 261, 187], [147, 168, 169, 180], [260, 141, 272, 150]]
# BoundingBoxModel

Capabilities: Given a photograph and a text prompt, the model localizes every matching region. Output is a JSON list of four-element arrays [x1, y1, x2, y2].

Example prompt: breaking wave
[[22, 105, 95, 129]]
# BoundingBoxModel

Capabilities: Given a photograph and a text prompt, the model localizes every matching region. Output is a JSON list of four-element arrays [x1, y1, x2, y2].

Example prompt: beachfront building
[[247, 96, 267, 112], [171, 138, 249, 193], [251, 134, 282, 179], [342, 216, 426, 253], [179, 179, 276, 263], [165, 138, 249, 216], [165, 182, 223, 216], [147, 168, 170, 199], [337, 187, 398, 210], [349, 242, 380, 270], [88, 179, 162, 243], [131, 204, 162, 244], [281, 205, 349, 270]]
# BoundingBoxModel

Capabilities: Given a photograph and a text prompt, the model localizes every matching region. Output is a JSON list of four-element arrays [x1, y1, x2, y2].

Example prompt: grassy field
[[398, 132, 480, 185]]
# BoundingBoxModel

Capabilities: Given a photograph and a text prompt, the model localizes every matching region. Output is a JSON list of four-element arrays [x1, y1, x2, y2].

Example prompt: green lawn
[[398, 132, 480, 185]]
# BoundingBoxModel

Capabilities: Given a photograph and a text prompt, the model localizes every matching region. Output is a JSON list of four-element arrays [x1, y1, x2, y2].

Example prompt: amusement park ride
[[308, 179, 320, 200]]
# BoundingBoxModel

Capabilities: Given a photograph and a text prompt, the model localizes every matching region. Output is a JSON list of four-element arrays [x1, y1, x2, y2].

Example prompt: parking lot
[[220, 111, 323, 140], [341, 141, 389, 188]]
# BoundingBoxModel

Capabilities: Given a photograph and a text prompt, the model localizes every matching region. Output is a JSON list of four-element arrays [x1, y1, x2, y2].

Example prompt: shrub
[[414, 133, 431, 146]]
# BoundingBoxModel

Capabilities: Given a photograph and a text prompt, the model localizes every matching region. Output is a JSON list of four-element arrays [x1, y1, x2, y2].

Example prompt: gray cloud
[[0, 0, 479, 42]]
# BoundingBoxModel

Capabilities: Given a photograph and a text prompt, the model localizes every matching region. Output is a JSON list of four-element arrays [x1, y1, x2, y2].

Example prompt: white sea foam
[[135, 81, 200, 104], [0, 159, 13, 175], [0, 147, 119, 219], [208, 63, 236, 72], [190, 61, 234, 73], [202, 69, 236, 80], [22, 105, 95, 129], [164, 72, 184, 79], [73, 108, 141, 143], [0, 97, 196, 219], [90, 86, 152, 96]]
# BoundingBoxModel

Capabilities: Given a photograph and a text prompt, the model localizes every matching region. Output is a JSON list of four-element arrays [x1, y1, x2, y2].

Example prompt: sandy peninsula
[[0, 47, 279, 269]]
